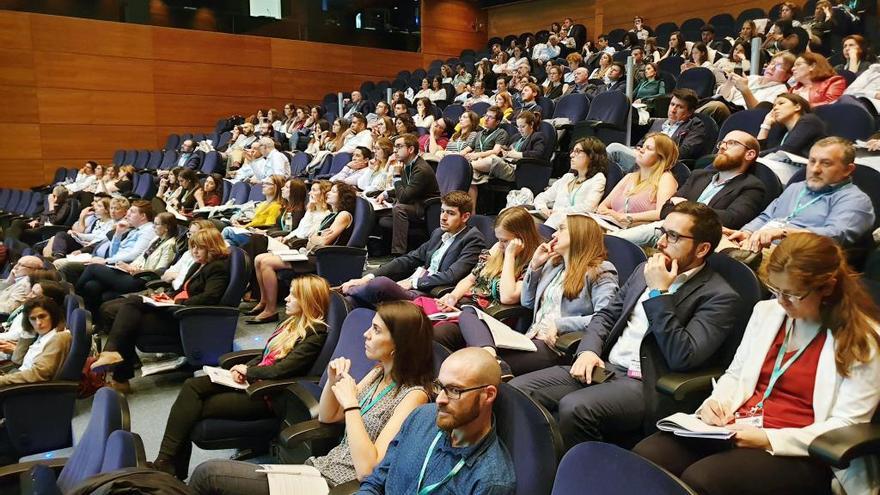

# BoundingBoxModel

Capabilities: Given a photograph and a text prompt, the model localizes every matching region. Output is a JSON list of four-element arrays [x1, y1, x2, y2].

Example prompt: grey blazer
[[521, 260, 619, 334]]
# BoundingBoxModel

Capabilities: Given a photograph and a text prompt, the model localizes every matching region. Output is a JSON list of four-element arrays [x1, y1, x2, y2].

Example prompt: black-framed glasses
[[433, 380, 491, 400], [655, 226, 695, 244], [766, 284, 811, 302], [719, 139, 749, 150]]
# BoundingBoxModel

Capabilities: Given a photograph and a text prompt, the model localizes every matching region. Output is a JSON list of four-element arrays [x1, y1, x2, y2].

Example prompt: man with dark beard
[[357, 348, 515, 494], [612, 130, 768, 247], [512, 202, 740, 449]]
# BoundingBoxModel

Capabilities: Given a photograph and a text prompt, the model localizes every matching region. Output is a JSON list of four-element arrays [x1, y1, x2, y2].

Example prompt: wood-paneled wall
[[0, 4, 487, 189], [487, 0, 784, 39]]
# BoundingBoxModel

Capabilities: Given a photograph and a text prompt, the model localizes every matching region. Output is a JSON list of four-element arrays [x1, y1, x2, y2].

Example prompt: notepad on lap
[[465, 306, 537, 352], [656, 412, 735, 440], [257, 465, 329, 495], [202, 365, 249, 390], [272, 250, 309, 262]]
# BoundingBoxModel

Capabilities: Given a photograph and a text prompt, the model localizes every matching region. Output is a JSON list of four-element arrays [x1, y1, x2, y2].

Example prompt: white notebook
[[202, 365, 249, 390], [257, 465, 329, 495], [465, 306, 537, 352], [656, 412, 735, 440]]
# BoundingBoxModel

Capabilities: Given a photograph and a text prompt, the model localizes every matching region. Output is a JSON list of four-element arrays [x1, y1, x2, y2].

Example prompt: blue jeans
[[221, 226, 251, 247]]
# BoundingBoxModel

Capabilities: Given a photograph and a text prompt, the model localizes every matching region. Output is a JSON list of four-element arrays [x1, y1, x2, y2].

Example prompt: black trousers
[[76, 264, 146, 317], [377, 203, 423, 256], [633, 432, 832, 495], [158, 375, 271, 476], [50, 231, 82, 256], [509, 364, 644, 449], [105, 297, 176, 381]]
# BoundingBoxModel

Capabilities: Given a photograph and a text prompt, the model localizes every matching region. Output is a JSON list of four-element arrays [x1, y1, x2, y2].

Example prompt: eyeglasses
[[766, 284, 811, 302], [432, 380, 491, 400], [654, 226, 695, 244], [719, 139, 750, 150], [393, 143, 408, 149], [570, 148, 586, 156]]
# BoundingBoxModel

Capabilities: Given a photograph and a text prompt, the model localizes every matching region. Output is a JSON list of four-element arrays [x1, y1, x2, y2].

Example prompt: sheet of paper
[[272, 250, 309, 262], [587, 213, 622, 232], [258, 465, 329, 495], [141, 295, 182, 308], [202, 365, 249, 390], [65, 253, 94, 263], [267, 236, 291, 253], [465, 306, 537, 352], [758, 158, 801, 185]]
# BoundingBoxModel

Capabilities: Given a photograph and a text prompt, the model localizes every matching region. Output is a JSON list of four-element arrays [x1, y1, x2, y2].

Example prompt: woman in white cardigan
[[532, 137, 606, 230], [635, 232, 880, 495]]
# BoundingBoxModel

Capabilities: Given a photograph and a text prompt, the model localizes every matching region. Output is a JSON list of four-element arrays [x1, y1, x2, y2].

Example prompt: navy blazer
[[659, 169, 767, 229], [577, 261, 739, 372], [373, 226, 487, 291], [640, 116, 709, 160]]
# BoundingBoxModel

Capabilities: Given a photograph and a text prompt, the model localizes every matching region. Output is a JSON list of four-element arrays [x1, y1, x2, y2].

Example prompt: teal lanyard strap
[[785, 188, 828, 222], [758, 318, 822, 408], [568, 179, 586, 207], [416, 431, 467, 495], [359, 379, 396, 416]]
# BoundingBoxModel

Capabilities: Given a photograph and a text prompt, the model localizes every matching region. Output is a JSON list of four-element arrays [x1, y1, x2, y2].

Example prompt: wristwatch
[[625, 214, 634, 226], [648, 288, 668, 298]]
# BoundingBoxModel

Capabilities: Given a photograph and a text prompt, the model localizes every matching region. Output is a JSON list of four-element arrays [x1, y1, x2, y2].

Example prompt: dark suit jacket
[[177, 151, 203, 170], [591, 79, 626, 96], [42, 199, 75, 226], [245, 322, 328, 380], [659, 169, 767, 229], [389, 156, 440, 206], [640, 116, 708, 160], [510, 131, 547, 160], [374, 226, 487, 291], [175, 258, 229, 306], [577, 262, 739, 372]]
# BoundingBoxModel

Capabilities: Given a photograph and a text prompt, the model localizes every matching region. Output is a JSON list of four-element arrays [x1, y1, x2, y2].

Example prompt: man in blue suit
[[512, 202, 740, 448], [341, 191, 486, 308]]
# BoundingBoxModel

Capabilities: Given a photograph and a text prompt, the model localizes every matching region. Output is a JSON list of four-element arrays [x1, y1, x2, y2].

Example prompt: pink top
[[604, 173, 657, 214]]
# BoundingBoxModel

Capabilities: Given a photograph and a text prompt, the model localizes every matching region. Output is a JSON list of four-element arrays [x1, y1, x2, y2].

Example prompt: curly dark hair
[[331, 182, 358, 214]]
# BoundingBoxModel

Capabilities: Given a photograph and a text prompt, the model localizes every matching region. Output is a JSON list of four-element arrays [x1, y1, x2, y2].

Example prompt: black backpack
[[68, 468, 194, 495]]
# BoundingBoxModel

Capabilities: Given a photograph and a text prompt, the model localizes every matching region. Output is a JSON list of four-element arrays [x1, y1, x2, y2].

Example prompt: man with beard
[[512, 202, 740, 449], [726, 136, 875, 251], [358, 348, 515, 494], [612, 131, 768, 247]]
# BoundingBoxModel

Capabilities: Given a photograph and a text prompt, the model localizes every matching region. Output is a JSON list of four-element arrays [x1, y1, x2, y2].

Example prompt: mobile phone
[[733, 67, 743, 76], [591, 367, 613, 384]]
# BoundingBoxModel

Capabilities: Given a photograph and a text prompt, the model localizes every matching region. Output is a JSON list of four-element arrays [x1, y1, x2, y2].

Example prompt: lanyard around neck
[[416, 431, 467, 495], [758, 318, 822, 408], [786, 187, 830, 221], [359, 377, 396, 416]]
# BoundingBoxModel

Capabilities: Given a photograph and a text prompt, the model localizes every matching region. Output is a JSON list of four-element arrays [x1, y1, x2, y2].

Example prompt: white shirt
[[533, 173, 606, 229], [168, 251, 196, 291], [20, 329, 58, 371], [716, 75, 787, 108], [357, 167, 389, 194], [339, 130, 374, 154], [0, 276, 30, 313], [608, 264, 705, 370], [413, 114, 435, 128], [264, 149, 290, 177], [286, 208, 331, 240]]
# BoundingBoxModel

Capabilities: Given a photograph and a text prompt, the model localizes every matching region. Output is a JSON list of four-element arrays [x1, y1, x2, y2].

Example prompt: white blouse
[[286, 208, 331, 240], [533, 173, 606, 229]]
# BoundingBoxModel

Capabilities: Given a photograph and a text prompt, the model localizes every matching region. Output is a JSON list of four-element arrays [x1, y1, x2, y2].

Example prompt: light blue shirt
[[660, 119, 683, 137], [413, 227, 465, 290], [742, 180, 875, 246], [696, 170, 741, 205], [107, 222, 157, 264]]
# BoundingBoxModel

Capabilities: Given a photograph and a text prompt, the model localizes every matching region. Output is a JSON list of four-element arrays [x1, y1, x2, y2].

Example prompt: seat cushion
[[191, 418, 280, 449]]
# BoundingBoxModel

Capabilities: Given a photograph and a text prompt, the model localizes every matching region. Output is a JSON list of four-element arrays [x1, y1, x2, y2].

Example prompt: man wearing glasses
[[358, 348, 515, 494], [726, 136, 874, 252], [613, 130, 768, 247], [699, 52, 796, 125], [512, 202, 740, 449], [0, 256, 44, 313]]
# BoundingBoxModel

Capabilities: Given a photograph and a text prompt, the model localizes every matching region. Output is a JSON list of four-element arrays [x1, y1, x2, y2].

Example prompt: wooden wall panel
[[30, 15, 153, 59], [40, 125, 157, 159], [36, 89, 156, 126], [0, 86, 39, 123], [1, 125, 42, 160], [0, 9, 480, 188], [152, 28, 271, 66], [33, 52, 155, 92], [487, 0, 595, 40]]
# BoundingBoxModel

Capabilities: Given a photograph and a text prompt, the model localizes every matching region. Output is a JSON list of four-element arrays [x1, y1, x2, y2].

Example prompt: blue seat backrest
[[100, 430, 139, 473], [552, 94, 591, 123], [495, 383, 564, 495], [25, 192, 44, 217], [147, 150, 162, 170], [307, 292, 349, 377], [603, 235, 647, 283], [58, 308, 91, 381], [436, 155, 472, 194], [551, 442, 692, 495], [586, 91, 630, 128], [676, 67, 715, 99], [717, 108, 769, 145], [329, 152, 352, 176], [814, 102, 875, 141], [248, 185, 266, 203], [56, 388, 125, 493], [291, 152, 311, 177], [319, 308, 376, 388], [602, 161, 624, 200], [229, 181, 250, 204], [468, 215, 498, 245], [219, 247, 251, 307], [349, 197, 374, 248]]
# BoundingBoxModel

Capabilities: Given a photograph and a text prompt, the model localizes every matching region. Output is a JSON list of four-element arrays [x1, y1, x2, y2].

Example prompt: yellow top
[[246, 200, 282, 228]]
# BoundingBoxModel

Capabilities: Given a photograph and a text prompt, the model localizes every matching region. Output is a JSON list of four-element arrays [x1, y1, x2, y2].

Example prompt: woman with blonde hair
[[494, 91, 515, 122], [90, 228, 231, 391], [222, 174, 285, 246], [456, 214, 618, 376], [152, 274, 332, 478], [635, 232, 880, 495], [359, 137, 394, 194], [596, 133, 678, 229]]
